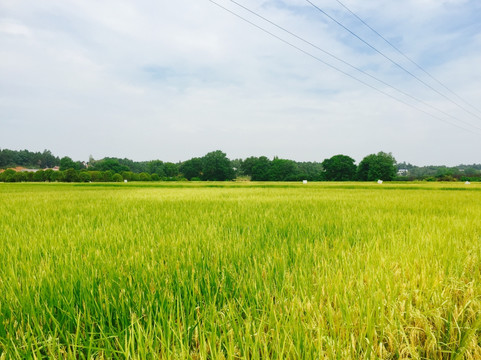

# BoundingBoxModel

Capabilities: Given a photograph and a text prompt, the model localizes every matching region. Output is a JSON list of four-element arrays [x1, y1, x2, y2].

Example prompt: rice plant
[[0, 182, 480, 359]]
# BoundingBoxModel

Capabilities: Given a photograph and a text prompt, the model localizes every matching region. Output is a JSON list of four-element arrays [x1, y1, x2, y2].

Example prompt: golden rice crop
[[0, 182, 480, 359]]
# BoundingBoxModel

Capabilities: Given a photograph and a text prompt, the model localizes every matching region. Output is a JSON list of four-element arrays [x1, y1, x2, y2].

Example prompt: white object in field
[[303, 180, 308, 184], [377, 180, 383, 184], [465, 181, 471, 185], [124, 179, 128, 183]]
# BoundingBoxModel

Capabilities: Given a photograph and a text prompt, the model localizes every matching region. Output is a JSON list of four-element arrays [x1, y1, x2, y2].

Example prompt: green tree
[[321, 155, 356, 181], [102, 170, 114, 182], [79, 171, 92, 183], [180, 158, 203, 180], [201, 150, 235, 181], [241, 156, 272, 181], [43, 169, 55, 182], [89, 171, 103, 182], [60, 157, 78, 171], [268, 158, 299, 181], [33, 170, 46, 182], [240, 157, 257, 176], [357, 152, 396, 181], [40, 150, 59, 168], [121, 171, 134, 181], [252, 157, 272, 181], [112, 173, 123, 182], [1, 169, 16, 182], [296, 161, 323, 181], [147, 160, 165, 176], [139, 172, 152, 181], [164, 162, 179, 178], [55, 171, 65, 182], [14, 172, 28, 182], [231, 158, 243, 177], [63, 168, 79, 182], [94, 159, 129, 173]]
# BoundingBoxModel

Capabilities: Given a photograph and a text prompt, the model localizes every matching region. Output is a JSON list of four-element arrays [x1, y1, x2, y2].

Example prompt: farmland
[[0, 182, 480, 359]]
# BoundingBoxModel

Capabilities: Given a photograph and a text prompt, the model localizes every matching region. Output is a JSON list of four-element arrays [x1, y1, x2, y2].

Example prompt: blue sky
[[1, 0, 480, 165]]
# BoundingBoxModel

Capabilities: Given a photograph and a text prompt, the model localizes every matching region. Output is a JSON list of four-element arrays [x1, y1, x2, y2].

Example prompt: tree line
[[1, 148, 480, 183]]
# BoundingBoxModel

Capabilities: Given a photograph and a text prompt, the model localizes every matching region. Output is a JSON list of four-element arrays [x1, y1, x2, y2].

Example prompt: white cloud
[[0, 0, 480, 165]]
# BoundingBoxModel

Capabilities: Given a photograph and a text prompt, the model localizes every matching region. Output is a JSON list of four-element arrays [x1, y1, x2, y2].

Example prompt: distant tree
[[357, 152, 396, 181], [14, 172, 27, 182], [94, 159, 129, 173], [43, 169, 55, 182], [89, 171, 103, 182], [251, 156, 272, 181], [115, 158, 149, 173], [40, 150, 59, 168], [139, 172, 152, 181], [33, 170, 46, 182], [0, 169, 16, 182], [88, 155, 96, 167], [241, 156, 272, 181], [321, 155, 356, 181], [112, 173, 123, 182], [120, 171, 134, 181], [63, 168, 79, 182], [0, 148, 59, 169], [147, 160, 165, 176], [60, 157, 79, 171], [180, 158, 203, 180], [296, 161, 323, 181], [201, 150, 235, 181], [464, 167, 480, 177], [268, 158, 299, 181], [79, 171, 92, 183], [0, 149, 12, 168], [231, 158, 243, 177], [151, 173, 160, 181], [55, 171, 65, 182], [102, 170, 114, 182], [164, 162, 179, 178], [240, 157, 257, 177]]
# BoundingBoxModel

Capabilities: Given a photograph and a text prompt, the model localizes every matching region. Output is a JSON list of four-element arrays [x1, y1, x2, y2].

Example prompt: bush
[[102, 171, 114, 182], [139, 172, 152, 181], [112, 173, 123, 182], [0, 169, 16, 182], [79, 172, 92, 183], [437, 175, 457, 182], [33, 170, 46, 182], [63, 169, 79, 182]]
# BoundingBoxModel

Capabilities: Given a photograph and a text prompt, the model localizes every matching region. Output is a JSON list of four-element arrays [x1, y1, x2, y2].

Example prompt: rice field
[[0, 182, 480, 359]]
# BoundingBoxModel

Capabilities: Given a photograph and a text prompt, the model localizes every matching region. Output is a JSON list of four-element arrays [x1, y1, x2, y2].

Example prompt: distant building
[[397, 169, 409, 176]]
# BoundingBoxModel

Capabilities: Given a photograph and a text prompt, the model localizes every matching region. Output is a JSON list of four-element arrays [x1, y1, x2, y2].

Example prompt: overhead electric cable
[[333, 0, 481, 116], [226, 0, 481, 132], [206, 0, 481, 136], [305, 0, 481, 123]]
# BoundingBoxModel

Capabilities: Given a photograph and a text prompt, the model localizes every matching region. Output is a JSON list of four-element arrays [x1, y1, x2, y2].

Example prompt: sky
[[1, 0, 480, 166]]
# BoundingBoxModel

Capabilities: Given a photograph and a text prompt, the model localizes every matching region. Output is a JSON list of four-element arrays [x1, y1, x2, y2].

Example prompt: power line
[[226, 0, 481, 132], [333, 0, 481, 117], [205, 0, 481, 136], [305, 0, 481, 124]]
